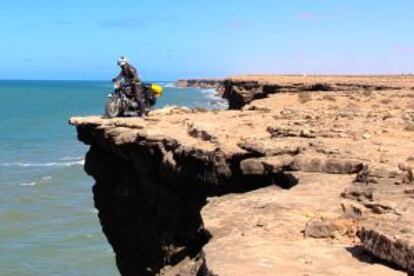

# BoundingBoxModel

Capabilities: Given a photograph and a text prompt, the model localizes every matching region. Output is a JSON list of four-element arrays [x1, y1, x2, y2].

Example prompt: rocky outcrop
[[71, 75, 414, 275], [83, 140, 210, 275], [70, 113, 286, 275], [358, 226, 414, 271], [72, 117, 243, 275]]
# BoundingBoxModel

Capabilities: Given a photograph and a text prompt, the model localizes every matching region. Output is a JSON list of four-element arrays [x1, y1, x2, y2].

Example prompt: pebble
[[362, 133, 372, 140]]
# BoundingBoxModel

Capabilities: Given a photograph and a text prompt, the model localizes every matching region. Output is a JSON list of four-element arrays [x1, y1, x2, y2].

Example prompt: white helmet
[[117, 56, 128, 66]]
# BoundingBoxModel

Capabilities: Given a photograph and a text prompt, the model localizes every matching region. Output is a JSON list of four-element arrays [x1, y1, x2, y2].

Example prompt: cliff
[[223, 75, 414, 109], [71, 75, 414, 275]]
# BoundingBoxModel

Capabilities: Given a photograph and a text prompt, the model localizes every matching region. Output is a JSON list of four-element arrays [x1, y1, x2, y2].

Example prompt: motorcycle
[[105, 80, 163, 118]]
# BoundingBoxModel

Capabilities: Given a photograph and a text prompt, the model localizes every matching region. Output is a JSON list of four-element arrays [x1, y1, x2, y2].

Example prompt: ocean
[[0, 80, 226, 275]]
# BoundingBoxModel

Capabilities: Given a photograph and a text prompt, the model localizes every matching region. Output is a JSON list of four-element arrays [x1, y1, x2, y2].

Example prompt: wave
[[200, 88, 216, 94], [1, 160, 84, 168], [58, 156, 84, 161], [20, 181, 37, 186], [89, 208, 99, 214], [199, 88, 228, 109], [20, 175, 53, 187], [162, 82, 175, 88]]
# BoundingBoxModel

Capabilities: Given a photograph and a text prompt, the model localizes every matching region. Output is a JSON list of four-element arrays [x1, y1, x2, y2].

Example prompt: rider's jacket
[[114, 64, 141, 84]]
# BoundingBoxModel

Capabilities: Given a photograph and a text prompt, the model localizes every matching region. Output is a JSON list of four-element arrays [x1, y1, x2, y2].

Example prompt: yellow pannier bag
[[151, 84, 163, 96]]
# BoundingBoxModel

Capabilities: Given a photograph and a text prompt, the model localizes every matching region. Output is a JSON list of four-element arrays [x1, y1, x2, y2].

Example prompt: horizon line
[[1, 73, 413, 82], [0, 78, 176, 82]]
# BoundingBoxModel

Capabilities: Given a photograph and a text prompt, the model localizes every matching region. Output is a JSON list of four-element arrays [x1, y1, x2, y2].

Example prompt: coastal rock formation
[[175, 79, 225, 94], [71, 75, 414, 275]]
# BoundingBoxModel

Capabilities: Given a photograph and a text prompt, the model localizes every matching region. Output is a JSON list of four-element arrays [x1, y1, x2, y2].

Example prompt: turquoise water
[[0, 80, 225, 275]]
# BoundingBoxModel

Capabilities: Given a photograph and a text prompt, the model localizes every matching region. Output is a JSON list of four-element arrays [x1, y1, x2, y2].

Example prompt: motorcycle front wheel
[[105, 96, 122, 118]]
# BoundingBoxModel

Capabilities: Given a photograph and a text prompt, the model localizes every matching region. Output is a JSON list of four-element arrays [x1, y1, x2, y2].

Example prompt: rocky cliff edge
[[70, 75, 414, 275]]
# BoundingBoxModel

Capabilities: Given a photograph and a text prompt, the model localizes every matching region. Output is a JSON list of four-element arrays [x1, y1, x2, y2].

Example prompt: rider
[[112, 56, 145, 117]]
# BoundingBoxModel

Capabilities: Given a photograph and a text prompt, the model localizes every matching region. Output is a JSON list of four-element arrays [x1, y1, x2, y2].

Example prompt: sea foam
[[1, 160, 84, 168]]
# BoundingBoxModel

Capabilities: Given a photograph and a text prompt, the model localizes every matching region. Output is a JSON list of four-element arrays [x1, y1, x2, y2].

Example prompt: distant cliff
[[222, 75, 409, 109], [175, 79, 225, 94]]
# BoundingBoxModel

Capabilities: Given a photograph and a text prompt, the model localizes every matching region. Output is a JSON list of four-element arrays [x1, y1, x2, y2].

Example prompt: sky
[[0, 0, 413, 80]]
